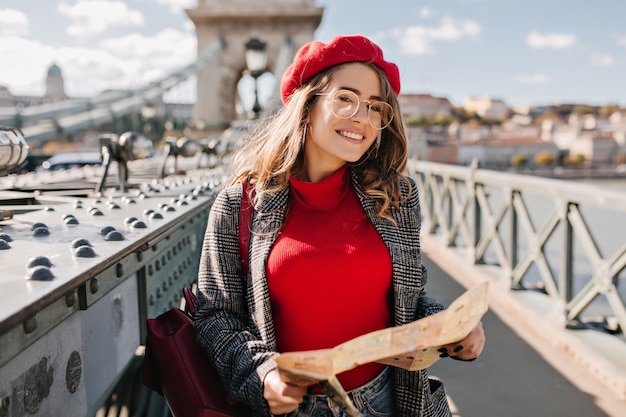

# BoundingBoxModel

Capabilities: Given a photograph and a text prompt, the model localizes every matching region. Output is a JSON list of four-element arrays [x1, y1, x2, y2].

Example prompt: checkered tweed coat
[[195, 171, 452, 417]]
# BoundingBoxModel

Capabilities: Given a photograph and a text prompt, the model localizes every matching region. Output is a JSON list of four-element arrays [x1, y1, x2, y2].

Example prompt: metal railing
[[407, 160, 626, 336]]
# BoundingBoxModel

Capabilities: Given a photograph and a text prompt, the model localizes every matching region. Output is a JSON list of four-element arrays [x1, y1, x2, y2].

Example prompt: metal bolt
[[90, 279, 99, 294], [23, 315, 38, 334], [65, 291, 77, 307]]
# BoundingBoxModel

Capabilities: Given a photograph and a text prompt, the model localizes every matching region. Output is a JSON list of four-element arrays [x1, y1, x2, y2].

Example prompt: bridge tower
[[186, 0, 324, 133]]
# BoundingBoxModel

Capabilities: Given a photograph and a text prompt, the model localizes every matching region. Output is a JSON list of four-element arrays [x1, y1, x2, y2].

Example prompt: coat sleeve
[[406, 176, 447, 320], [194, 184, 277, 414]]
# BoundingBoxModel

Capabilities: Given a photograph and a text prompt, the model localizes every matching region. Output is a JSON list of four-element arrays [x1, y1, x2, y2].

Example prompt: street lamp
[[244, 38, 268, 119]]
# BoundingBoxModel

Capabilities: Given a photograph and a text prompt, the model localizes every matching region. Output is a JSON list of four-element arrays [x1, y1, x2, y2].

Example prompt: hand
[[263, 369, 307, 415], [439, 321, 485, 361]]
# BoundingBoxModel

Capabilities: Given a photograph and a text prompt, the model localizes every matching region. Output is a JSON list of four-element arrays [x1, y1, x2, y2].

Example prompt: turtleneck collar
[[289, 164, 350, 211]]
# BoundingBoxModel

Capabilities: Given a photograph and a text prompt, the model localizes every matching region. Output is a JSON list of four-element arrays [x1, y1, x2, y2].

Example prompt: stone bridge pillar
[[186, 0, 324, 133]]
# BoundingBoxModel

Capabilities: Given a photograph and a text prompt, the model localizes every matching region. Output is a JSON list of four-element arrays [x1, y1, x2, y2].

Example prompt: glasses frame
[[317, 89, 394, 130]]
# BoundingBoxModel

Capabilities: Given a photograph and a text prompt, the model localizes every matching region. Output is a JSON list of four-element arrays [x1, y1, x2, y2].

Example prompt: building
[[463, 96, 509, 119], [458, 137, 559, 168], [570, 134, 619, 165], [0, 63, 68, 108], [398, 93, 452, 117]]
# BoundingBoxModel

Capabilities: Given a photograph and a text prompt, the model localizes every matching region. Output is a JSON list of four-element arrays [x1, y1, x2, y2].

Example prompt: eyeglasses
[[317, 89, 394, 130]]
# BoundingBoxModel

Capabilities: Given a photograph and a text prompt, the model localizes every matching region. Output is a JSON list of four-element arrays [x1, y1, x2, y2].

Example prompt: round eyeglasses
[[317, 89, 394, 130]]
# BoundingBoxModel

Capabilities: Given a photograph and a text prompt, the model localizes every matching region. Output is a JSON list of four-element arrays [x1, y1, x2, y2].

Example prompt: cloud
[[0, 25, 195, 97], [99, 28, 195, 81], [58, 0, 145, 37], [590, 53, 614, 67], [526, 31, 576, 49], [515, 74, 550, 84], [420, 7, 433, 18], [617, 35, 626, 47], [0, 9, 29, 37], [0, 37, 56, 93], [392, 16, 482, 55]]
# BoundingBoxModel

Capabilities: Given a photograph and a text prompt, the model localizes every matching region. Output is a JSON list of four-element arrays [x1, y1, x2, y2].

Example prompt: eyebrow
[[338, 86, 384, 101]]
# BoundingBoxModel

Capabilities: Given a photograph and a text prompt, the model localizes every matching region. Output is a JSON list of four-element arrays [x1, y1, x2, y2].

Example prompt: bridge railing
[[407, 160, 626, 338]]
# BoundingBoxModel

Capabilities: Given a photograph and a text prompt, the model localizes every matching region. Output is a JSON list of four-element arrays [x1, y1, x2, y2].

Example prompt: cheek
[[309, 106, 336, 136]]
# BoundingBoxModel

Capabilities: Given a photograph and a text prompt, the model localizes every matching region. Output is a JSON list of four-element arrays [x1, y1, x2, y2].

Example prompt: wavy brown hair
[[231, 62, 412, 220]]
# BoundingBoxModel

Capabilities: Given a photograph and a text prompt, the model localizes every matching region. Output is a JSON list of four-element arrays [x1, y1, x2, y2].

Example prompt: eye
[[368, 102, 384, 113], [335, 91, 357, 105]]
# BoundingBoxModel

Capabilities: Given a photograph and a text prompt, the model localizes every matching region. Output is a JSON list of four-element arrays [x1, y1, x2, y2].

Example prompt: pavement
[[421, 234, 626, 417]]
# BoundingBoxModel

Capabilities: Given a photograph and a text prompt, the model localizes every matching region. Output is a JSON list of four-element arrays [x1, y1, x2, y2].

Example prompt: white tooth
[[340, 131, 363, 140]]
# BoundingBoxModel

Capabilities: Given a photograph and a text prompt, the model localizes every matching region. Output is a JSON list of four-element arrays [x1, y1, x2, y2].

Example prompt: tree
[[510, 153, 528, 167], [534, 151, 556, 166]]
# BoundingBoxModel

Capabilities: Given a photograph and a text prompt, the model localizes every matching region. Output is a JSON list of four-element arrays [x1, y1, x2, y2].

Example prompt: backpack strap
[[238, 182, 255, 277]]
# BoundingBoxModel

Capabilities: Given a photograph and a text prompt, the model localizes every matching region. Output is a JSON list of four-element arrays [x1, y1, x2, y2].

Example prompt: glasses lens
[[329, 90, 393, 130], [368, 102, 394, 130], [331, 90, 359, 118]]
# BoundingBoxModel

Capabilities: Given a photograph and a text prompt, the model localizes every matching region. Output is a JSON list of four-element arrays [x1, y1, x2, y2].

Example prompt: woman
[[195, 34, 485, 417]]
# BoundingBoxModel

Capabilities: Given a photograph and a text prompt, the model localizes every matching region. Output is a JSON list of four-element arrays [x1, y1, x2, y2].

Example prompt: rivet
[[31, 222, 47, 231], [26, 265, 55, 281], [99, 225, 116, 236], [131, 220, 148, 229], [0, 232, 13, 242], [66, 291, 77, 307], [26, 256, 53, 268], [32, 226, 50, 237], [71, 238, 92, 249], [116, 263, 124, 278], [23, 315, 38, 334], [149, 294, 155, 305], [64, 217, 79, 225], [74, 246, 97, 258], [104, 231, 125, 241], [124, 216, 138, 225], [90, 279, 99, 294]]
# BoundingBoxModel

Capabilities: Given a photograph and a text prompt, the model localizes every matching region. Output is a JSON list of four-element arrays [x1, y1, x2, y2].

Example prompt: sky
[[0, 0, 625, 109]]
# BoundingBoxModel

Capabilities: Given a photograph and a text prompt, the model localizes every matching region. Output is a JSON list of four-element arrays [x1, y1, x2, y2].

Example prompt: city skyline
[[1, 0, 625, 108]]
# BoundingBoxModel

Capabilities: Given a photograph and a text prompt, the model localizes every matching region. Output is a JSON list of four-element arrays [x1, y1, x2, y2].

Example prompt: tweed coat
[[195, 170, 452, 417]]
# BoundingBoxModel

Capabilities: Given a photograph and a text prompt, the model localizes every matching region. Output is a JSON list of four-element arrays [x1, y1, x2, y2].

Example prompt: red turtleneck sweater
[[266, 165, 392, 391]]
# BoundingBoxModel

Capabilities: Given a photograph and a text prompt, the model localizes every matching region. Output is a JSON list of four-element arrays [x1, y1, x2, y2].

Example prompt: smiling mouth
[[338, 130, 364, 140]]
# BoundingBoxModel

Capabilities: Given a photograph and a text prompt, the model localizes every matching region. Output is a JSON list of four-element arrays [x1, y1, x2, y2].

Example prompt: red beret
[[280, 34, 401, 103]]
